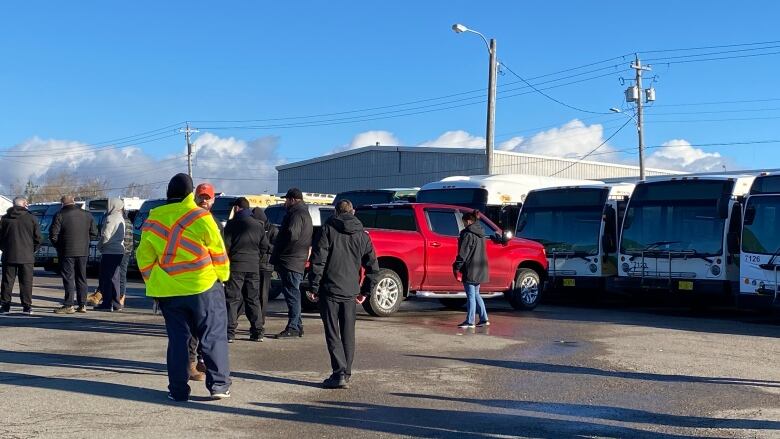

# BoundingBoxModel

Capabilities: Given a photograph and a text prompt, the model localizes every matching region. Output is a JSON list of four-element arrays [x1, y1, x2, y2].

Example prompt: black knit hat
[[167, 173, 194, 200]]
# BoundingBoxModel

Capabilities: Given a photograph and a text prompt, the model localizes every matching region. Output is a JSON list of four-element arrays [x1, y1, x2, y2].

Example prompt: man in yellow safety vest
[[136, 173, 232, 402]]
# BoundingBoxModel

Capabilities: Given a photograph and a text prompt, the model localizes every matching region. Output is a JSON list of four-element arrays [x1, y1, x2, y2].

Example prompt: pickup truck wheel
[[363, 269, 403, 317], [507, 268, 542, 310], [439, 298, 467, 309]]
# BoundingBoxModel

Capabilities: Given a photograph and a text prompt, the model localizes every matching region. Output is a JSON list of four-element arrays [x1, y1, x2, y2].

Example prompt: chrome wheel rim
[[519, 275, 539, 304], [375, 278, 400, 310]]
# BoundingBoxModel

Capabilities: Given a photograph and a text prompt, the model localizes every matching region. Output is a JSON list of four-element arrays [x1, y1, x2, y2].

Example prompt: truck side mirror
[[501, 230, 513, 245]]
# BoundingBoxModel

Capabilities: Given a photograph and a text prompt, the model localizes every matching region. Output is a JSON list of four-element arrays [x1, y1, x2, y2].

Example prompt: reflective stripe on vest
[[139, 208, 217, 280]]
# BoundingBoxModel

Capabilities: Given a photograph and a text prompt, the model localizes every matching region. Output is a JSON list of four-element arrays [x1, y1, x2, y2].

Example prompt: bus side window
[[602, 205, 618, 254]]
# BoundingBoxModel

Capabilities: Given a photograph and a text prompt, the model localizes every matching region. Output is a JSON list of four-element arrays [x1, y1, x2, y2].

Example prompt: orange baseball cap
[[195, 183, 215, 199]]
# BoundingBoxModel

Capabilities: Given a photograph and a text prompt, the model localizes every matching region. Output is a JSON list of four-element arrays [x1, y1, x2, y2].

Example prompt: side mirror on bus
[[727, 231, 740, 254], [716, 195, 730, 219], [744, 206, 756, 225]]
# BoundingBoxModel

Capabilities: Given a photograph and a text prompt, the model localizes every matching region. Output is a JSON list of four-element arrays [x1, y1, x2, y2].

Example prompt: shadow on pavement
[[410, 355, 780, 389], [391, 393, 780, 431], [0, 314, 168, 338], [0, 367, 696, 438]]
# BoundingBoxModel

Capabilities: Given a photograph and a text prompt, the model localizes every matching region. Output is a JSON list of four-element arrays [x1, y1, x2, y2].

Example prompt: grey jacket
[[98, 198, 126, 255]]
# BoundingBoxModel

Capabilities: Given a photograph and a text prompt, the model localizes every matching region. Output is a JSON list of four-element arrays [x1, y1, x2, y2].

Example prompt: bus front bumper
[[613, 276, 731, 296]]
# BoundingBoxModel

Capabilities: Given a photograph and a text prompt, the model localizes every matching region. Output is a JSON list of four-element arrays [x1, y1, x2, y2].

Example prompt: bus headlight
[[710, 265, 721, 276], [589, 263, 598, 273], [621, 262, 630, 273]]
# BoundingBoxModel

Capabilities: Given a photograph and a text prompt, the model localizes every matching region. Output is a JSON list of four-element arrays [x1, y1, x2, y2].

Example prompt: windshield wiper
[[678, 249, 714, 264], [760, 246, 780, 270], [548, 249, 592, 262]]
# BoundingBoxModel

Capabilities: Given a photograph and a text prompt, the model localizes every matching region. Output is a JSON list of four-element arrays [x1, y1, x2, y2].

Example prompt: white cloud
[[500, 119, 617, 160], [418, 130, 485, 148], [333, 130, 401, 153], [192, 133, 282, 194], [0, 133, 282, 197], [645, 139, 729, 173]]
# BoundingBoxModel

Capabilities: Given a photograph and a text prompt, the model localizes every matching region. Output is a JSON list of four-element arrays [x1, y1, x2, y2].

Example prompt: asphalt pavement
[[0, 270, 778, 438]]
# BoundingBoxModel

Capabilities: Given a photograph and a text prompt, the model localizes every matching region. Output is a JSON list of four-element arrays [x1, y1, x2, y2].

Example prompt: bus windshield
[[621, 181, 730, 256], [517, 188, 607, 255], [416, 188, 488, 211], [742, 196, 780, 255]]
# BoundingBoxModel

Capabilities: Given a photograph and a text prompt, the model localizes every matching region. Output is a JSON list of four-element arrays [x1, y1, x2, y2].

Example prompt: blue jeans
[[97, 254, 123, 310], [119, 252, 130, 297], [279, 267, 303, 332], [464, 282, 488, 325], [158, 282, 231, 399]]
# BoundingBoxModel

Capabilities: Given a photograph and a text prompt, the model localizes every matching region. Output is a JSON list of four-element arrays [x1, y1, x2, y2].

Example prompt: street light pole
[[486, 38, 497, 175], [452, 24, 496, 175]]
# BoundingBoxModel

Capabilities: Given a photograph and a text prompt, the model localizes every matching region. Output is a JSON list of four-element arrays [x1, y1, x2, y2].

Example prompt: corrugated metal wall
[[278, 149, 485, 193], [491, 153, 673, 180], [278, 148, 675, 193]]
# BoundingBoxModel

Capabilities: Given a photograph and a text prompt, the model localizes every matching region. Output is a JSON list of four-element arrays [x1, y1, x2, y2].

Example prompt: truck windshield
[[621, 181, 730, 256], [211, 197, 237, 224], [416, 188, 488, 211], [133, 199, 167, 231], [517, 189, 607, 255], [742, 196, 780, 255]]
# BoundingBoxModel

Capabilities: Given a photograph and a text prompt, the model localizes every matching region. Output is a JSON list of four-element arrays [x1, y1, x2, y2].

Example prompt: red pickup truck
[[354, 203, 549, 317]]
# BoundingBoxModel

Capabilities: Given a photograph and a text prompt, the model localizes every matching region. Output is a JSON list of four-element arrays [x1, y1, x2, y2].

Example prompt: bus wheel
[[507, 268, 542, 310]]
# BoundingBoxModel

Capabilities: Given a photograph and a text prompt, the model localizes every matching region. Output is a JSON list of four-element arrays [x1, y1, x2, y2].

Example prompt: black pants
[[1, 263, 34, 308], [97, 254, 123, 310], [319, 296, 356, 378], [259, 270, 272, 327], [158, 282, 231, 400], [225, 271, 262, 337], [60, 256, 88, 307]]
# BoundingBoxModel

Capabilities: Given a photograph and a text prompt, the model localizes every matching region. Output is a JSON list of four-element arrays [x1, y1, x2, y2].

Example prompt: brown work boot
[[189, 361, 206, 381], [86, 290, 103, 306], [196, 361, 207, 374], [118, 294, 126, 307]]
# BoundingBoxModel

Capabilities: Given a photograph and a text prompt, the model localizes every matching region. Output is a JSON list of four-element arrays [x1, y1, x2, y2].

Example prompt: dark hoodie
[[252, 207, 278, 272], [223, 208, 269, 273], [309, 212, 379, 301], [453, 222, 489, 284], [0, 206, 42, 264]]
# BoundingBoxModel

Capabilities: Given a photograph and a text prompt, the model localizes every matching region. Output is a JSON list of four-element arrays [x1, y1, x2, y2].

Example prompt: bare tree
[[123, 182, 154, 199]]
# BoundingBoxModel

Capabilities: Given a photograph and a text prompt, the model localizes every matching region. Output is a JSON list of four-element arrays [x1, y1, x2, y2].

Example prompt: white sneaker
[[457, 322, 475, 328], [476, 321, 490, 327], [210, 390, 231, 400]]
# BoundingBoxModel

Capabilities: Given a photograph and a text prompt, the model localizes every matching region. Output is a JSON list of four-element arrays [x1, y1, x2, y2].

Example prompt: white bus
[[516, 183, 634, 294], [615, 175, 754, 301], [416, 174, 599, 231], [739, 173, 780, 309]]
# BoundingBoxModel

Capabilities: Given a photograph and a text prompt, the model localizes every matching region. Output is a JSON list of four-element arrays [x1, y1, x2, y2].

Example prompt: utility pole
[[630, 56, 651, 180], [179, 123, 199, 178], [486, 38, 497, 175]]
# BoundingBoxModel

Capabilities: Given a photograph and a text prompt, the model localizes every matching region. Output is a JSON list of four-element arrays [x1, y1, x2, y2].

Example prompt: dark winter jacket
[[270, 202, 313, 274], [309, 213, 379, 301], [50, 204, 98, 257], [453, 222, 489, 284], [223, 208, 269, 273], [0, 206, 43, 264], [252, 207, 278, 272]]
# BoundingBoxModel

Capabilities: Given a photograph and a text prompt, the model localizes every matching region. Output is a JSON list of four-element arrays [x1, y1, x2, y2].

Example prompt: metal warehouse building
[[276, 145, 680, 194]]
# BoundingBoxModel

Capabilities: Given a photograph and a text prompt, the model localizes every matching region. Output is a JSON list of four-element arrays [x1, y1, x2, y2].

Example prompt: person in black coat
[[50, 195, 98, 314], [270, 188, 313, 338], [453, 210, 489, 328], [223, 197, 269, 342], [252, 207, 278, 330], [0, 197, 42, 314], [309, 199, 379, 389]]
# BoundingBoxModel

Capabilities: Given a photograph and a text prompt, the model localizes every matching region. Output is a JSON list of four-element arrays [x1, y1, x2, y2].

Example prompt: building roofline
[[276, 145, 482, 171]]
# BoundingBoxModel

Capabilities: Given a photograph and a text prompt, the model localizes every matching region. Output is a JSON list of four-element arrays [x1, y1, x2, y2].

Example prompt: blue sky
[[1, 1, 779, 194]]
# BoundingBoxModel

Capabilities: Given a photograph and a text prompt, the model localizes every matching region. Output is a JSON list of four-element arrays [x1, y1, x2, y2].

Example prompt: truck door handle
[[430, 242, 441, 248]]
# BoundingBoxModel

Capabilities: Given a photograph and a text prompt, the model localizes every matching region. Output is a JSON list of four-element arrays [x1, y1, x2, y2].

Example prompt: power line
[[549, 117, 635, 177], [640, 39, 780, 54]]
